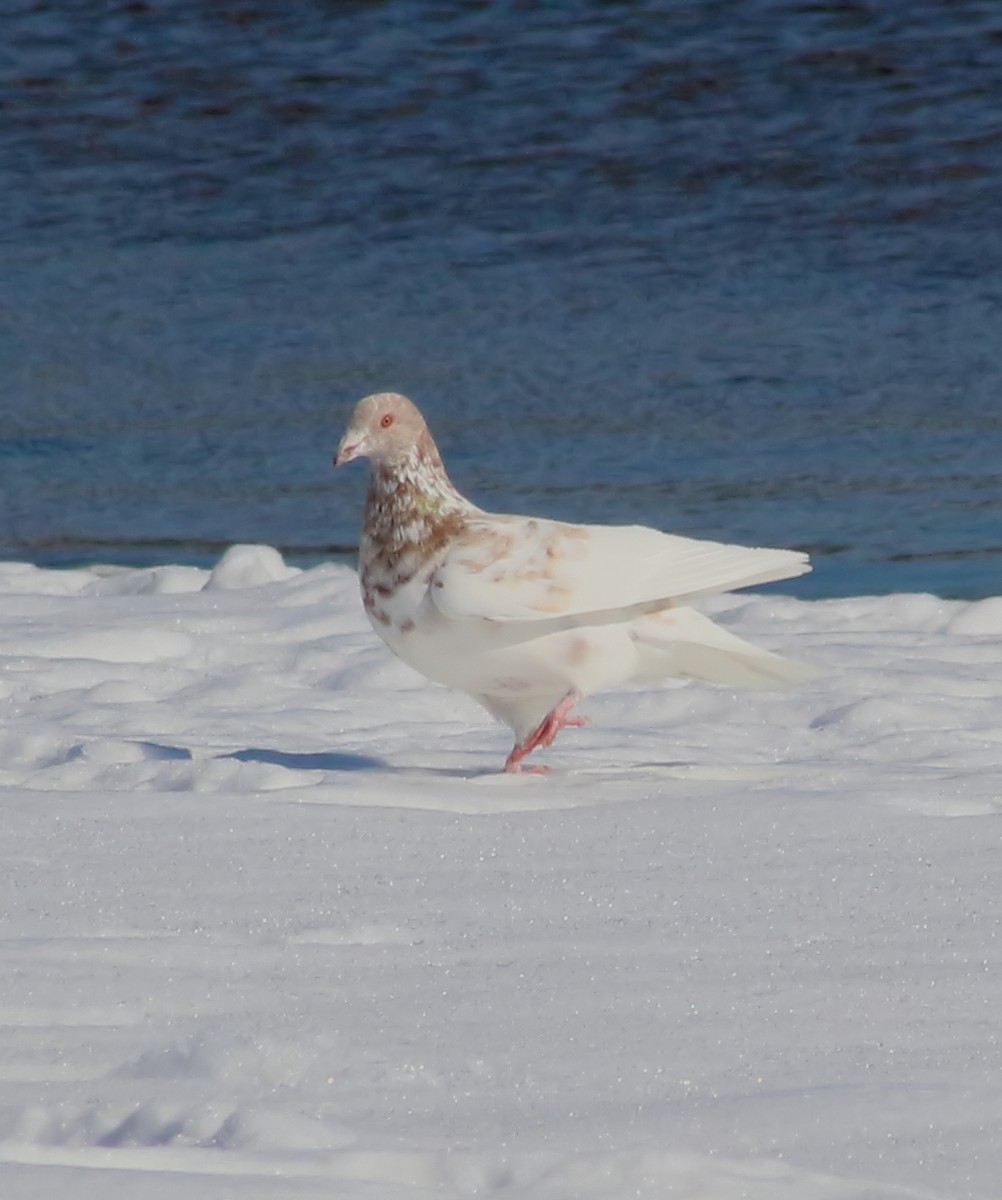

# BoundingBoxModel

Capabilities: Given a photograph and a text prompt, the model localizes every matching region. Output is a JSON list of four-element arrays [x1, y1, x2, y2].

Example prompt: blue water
[[2, 0, 1001, 598]]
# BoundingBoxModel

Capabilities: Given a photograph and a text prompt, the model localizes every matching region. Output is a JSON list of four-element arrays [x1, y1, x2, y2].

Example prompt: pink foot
[[503, 692, 587, 774], [539, 711, 589, 747]]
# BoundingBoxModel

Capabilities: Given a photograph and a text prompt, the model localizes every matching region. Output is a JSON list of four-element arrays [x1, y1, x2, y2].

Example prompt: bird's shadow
[[133, 742, 490, 779], [226, 747, 387, 772], [226, 747, 497, 779]]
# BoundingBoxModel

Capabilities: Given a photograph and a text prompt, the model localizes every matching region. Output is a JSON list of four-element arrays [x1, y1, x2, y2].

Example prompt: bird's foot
[[539, 711, 589, 747], [503, 761, 552, 776], [502, 691, 585, 773]]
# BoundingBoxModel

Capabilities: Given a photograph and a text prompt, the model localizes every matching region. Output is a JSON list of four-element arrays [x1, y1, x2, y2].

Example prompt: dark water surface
[[2, 0, 1002, 597]]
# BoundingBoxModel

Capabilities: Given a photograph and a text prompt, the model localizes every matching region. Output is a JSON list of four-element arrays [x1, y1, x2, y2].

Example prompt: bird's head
[[334, 392, 431, 469]]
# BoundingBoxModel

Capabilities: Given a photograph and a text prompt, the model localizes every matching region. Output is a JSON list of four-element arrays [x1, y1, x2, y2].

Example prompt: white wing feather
[[429, 516, 810, 625]]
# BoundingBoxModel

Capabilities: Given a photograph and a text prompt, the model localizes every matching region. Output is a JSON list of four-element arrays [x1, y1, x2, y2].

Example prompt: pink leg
[[503, 692, 589, 774]]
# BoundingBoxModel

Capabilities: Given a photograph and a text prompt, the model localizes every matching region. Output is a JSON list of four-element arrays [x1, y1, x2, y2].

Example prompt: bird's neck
[[360, 443, 472, 583]]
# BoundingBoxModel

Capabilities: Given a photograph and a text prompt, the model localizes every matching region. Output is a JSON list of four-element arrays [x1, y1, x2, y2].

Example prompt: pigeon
[[335, 392, 818, 774]]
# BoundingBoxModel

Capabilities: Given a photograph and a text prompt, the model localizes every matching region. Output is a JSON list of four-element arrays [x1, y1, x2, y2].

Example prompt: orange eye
[[380, 413, 394, 428]]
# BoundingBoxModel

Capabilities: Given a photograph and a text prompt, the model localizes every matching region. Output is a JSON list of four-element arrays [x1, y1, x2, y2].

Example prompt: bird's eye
[[380, 413, 394, 429]]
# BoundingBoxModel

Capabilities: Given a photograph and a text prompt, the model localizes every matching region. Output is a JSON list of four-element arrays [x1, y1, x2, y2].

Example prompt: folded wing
[[430, 516, 811, 625]]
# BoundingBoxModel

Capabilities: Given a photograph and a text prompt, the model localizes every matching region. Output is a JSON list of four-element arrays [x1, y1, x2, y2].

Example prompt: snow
[[1, 544, 1000, 1199]]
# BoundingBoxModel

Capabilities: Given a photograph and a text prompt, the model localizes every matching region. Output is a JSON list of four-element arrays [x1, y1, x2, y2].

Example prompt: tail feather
[[632, 606, 823, 690]]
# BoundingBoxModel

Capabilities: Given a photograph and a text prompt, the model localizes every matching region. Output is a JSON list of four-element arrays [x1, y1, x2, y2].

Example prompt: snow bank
[[0, 548, 999, 1199]]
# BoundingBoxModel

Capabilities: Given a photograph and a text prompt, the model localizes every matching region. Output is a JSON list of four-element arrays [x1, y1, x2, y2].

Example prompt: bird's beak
[[333, 432, 365, 468]]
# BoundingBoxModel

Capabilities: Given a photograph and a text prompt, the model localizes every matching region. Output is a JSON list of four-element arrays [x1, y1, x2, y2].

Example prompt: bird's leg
[[503, 691, 589, 774]]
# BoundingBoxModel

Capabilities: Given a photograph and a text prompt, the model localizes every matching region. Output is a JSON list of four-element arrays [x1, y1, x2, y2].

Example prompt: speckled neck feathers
[[359, 432, 474, 587]]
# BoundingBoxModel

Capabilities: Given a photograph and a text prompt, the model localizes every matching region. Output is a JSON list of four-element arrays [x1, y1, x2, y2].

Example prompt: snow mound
[[204, 543, 301, 590], [947, 595, 1002, 635], [82, 565, 208, 596]]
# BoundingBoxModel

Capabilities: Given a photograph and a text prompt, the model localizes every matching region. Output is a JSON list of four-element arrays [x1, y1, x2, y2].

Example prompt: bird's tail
[[631, 607, 823, 689]]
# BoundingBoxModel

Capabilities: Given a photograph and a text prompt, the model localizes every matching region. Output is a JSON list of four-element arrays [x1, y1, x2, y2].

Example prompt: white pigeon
[[335, 392, 818, 774]]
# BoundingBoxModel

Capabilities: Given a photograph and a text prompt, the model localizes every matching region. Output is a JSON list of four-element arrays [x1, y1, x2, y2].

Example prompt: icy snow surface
[[1, 544, 1000, 1200]]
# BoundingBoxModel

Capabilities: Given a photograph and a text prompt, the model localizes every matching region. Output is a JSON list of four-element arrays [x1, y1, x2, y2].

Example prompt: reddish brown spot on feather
[[566, 636, 590, 667], [456, 528, 516, 574], [400, 618, 416, 633], [532, 584, 572, 613]]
